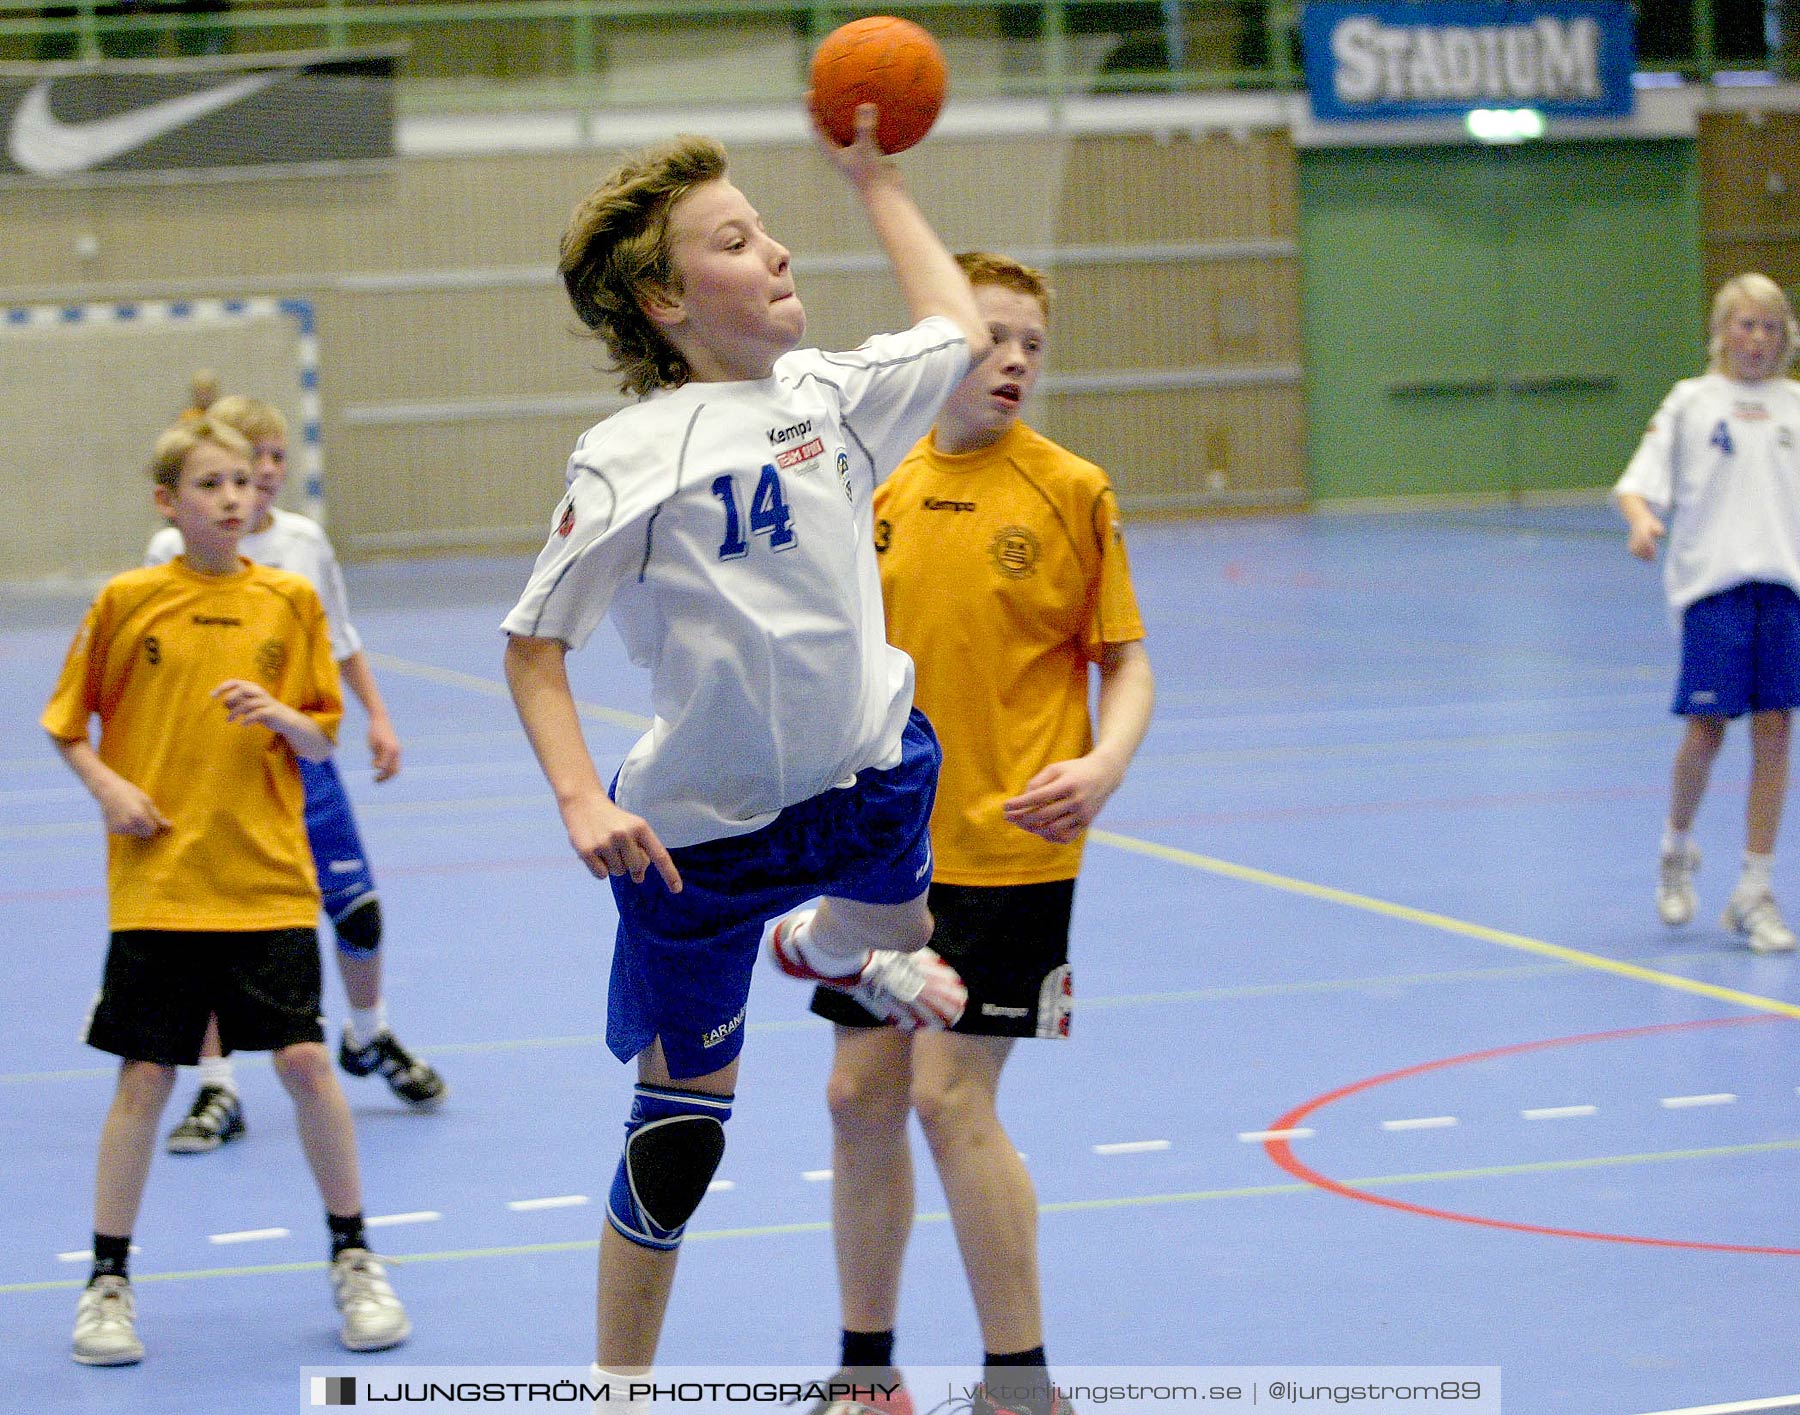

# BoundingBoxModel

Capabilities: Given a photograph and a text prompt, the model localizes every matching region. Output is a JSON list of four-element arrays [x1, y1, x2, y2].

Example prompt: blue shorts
[[1674, 581, 1800, 718], [606, 709, 941, 1080], [299, 757, 378, 925]]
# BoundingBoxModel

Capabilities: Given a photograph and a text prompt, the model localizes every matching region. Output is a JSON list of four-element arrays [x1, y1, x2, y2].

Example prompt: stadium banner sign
[[1299, 1, 1635, 122], [0, 46, 399, 184]]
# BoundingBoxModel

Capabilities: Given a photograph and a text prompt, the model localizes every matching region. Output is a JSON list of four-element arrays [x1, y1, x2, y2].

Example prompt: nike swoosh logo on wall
[[7, 71, 284, 177]]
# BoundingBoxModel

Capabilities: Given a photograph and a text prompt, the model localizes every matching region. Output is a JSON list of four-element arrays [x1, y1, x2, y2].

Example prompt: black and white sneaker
[[338, 1029, 447, 1108], [165, 1085, 245, 1154]]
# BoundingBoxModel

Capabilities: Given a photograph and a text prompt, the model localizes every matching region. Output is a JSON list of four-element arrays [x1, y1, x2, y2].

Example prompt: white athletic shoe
[[769, 913, 968, 1031], [1657, 843, 1701, 926], [72, 1275, 143, 1366], [1722, 893, 1798, 954], [331, 1249, 411, 1352]]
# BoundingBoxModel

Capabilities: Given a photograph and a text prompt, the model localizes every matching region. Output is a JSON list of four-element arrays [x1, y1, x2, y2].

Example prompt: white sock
[[1735, 851, 1775, 903], [198, 1055, 236, 1093], [783, 911, 865, 980], [1661, 824, 1691, 858], [347, 1002, 388, 1047]]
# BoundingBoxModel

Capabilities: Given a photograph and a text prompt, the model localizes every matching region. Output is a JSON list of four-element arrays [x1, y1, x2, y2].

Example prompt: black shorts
[[84, 928, 325, 1065], [810, 879, 1075, 1038]]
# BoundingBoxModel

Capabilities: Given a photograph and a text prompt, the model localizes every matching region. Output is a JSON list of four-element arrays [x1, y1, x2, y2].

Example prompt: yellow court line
[[1090, 830, 1800, 1021], [8, 1135, 1796, 1296], [366, 651, 1795, 1019]]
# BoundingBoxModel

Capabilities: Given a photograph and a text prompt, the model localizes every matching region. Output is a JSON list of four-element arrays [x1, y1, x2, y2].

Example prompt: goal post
[[0, 295, 321, 582]]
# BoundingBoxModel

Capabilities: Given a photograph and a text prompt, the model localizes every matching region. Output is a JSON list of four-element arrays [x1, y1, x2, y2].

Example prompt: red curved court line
[[1264, 1014, 1800, 1255]]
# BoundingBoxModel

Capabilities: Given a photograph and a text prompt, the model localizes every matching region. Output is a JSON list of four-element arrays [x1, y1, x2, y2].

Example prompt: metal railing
[[0, 0, 1760, 108]]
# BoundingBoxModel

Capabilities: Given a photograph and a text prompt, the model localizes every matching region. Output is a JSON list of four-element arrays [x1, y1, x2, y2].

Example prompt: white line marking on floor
[[803, 1169, 833, 1182], [707, 1180, 735, 1193], [506, 1195, 589, 1211], [1627, 1396, 1800, 1414], [1381, 1116, 1459, 1131], [208, 1228, 290, 1245], [367, 1211, 441, 1228], [1660, 1093, 1737, 1109], [1522, 1105, 1598, 1120], [1239, 1127, 1315, 1142], [57, 1245, 140, 1263], [1093, 1139, 1172, 1155]]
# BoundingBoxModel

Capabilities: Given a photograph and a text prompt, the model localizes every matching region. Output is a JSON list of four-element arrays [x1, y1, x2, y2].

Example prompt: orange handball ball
[[809, 16, 948, 154]]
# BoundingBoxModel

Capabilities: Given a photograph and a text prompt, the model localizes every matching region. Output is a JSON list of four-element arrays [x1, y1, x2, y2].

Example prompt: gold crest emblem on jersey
[[255, 639, 288, 682], [989, 525, 1040, 579]]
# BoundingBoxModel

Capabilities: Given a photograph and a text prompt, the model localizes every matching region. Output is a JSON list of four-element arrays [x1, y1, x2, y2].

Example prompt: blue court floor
[[3, 505, 1798, 1415]]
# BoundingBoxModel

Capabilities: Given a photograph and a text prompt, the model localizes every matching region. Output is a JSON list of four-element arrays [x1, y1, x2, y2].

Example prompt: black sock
[[90, 1233, 131, 1284], [327, 1212, 367, 1260], [841, 1328, 896, 1371], [984, 1348, 1053, 1415]]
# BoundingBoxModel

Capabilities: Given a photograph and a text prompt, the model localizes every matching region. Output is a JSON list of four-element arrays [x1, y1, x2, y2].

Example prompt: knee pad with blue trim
[[332, 896, 382, 957], [607, 1084, 733, 1251]]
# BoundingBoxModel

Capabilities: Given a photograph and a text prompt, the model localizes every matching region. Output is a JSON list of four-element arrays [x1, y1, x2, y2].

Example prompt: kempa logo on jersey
[[922, 497, 977, 513], [190, 614, 243, 626], [767, 419, 813, 445]]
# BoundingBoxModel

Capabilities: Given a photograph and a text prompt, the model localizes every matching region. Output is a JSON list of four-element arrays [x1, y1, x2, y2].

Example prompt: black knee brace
[[606, 1084, 733, 1250], [332, 897, 382, 958]]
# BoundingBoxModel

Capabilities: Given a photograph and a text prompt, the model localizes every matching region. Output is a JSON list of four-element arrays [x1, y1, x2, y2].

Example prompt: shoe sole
[[340, 1317, 411, 1352], [165, 1127, 241, 1155], [72, 1345, 144, 1366], [1721, 908, 1798, 953]]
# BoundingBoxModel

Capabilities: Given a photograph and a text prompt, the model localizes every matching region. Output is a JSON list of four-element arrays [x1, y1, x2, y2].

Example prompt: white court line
[[1628, 1397, 1800, 1414], [208, 1228, 290, 1245], [1239, 1128, 1315, 1142], [367, 1211, 441, 1228], [1381, 1116, 1459, 1131], [1660, 1093, 1737, 1109], [802, 1169, 833, 1182], [707, 1180, 735, 1193], [57, 1245, 140, 1263], [1093, 1139, 1172, 1155], [507, 1195, 589, 1211], [1522, 1105, 1598, 1120]]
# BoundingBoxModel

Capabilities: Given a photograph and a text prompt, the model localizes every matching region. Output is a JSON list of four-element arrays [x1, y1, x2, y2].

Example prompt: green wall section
[[1298, 140, 1703, 501]]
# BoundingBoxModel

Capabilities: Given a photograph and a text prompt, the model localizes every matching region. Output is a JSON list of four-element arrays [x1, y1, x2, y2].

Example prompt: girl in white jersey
[[1615, 272, 1800, 953], [504, 121, 990, 1372]]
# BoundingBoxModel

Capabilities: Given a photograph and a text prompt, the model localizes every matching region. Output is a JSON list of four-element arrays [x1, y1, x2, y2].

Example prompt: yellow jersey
[[875, 421, 1145, 885], [42, 558, 342, 931]]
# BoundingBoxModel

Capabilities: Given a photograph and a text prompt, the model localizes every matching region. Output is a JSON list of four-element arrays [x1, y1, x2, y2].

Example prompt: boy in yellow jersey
[[43, 419, 410, 1367], [802, 253, 1155, 1415]]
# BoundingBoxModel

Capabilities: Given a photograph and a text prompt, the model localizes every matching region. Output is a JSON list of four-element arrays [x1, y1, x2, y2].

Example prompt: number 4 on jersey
[[1710, 420, 1735, 456], [712, 464, 797, 560]]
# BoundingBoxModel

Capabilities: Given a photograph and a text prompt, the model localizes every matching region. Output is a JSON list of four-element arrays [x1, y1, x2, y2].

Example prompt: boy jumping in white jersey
[[502, 112, 989, 1369]]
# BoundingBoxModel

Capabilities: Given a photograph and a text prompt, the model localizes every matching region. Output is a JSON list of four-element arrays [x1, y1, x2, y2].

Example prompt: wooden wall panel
[[1049, 259, 1301, 368], [2, 127, 1307, 563], [1054, 131, 1296, 244], [1700, 111, 1800, 295], [1042, 385, 1306, 504]]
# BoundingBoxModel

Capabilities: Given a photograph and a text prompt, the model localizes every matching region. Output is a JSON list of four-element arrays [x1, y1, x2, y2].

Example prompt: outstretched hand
[[211, 678, 293, 731], [810, 100, 894, 188], [1626, 513, 1665, 561], [97, 776, 171, 839], [1002, 756, 1122, 845], [561, 791, 682, 893]]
